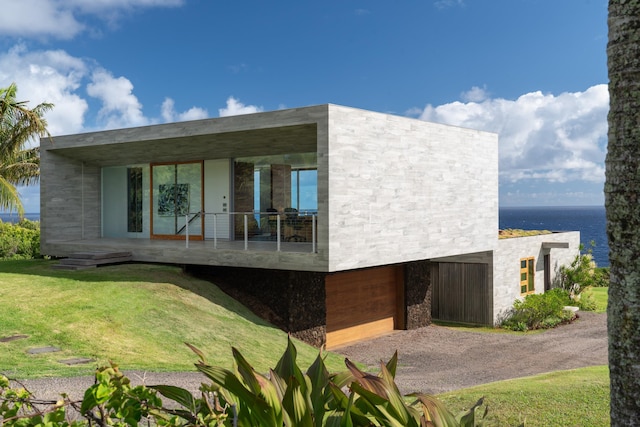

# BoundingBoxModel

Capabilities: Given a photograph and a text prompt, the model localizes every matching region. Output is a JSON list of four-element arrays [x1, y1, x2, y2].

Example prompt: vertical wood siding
[[432, 262, 491, 325]]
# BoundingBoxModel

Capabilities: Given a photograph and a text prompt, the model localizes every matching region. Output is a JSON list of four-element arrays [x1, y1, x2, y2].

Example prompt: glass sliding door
[[151, 161, 203, 239]]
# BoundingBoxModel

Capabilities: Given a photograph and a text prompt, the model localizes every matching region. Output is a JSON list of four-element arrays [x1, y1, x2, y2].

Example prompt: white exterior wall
[[493, 231, 581, 323], [326, 105, 499, 271]]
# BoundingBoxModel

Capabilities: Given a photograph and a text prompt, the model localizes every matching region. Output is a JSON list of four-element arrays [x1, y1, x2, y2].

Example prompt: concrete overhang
[[542, 242, 570, 249], [42, 105, 328, 167]]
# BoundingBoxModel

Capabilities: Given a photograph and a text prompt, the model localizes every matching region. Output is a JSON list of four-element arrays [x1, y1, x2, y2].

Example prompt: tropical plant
[[0, 83, 53, 216], [556, 242, 609, 296], [153, 338, 488, 426], [606, 0, 640, 422]]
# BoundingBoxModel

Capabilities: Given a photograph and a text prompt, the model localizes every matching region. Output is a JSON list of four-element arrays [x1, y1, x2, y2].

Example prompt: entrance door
[[544, 254, 551, 291], [151, 161, 203, 239]]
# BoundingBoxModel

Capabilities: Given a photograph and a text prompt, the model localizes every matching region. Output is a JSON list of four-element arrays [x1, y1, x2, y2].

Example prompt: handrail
[[184, 210, 317, 253], [176, 211, 201, 236]]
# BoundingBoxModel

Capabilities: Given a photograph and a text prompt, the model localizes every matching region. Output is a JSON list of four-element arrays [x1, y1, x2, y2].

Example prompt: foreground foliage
[[0, 219, 40, 259], [0, 340, 487, 426]]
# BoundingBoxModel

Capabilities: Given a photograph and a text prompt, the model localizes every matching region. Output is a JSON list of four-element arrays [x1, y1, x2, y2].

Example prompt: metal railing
[[183, 210, 317, 253]]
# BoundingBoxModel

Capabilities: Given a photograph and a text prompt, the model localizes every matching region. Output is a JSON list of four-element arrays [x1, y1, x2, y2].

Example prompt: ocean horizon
[[2, 206, 609, 267], [499, 205, 608, 267]]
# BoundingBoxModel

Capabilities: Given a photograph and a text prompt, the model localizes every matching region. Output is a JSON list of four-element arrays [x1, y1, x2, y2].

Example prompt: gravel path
[[11, 312, 607, 400]]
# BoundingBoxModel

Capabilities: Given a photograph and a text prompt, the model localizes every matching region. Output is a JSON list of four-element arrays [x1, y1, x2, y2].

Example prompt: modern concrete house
[[40, 104, 580, 348]]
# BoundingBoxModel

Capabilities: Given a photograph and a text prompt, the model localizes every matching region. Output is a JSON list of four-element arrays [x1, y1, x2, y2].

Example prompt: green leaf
[[345, 358, 389, 398], [410, 393, 459, 427], [385, 351, 398, 379], [80, 387, 99, 414], [306, 352, 330, 427], [232, 346, 262, 395], [274, 336, 306, 392], [185, 342, 207, 364], [196, 363, 275, 426], [152, 385, 197, 413], [457, 397, 486, 427], [282, 378, 313, 427]]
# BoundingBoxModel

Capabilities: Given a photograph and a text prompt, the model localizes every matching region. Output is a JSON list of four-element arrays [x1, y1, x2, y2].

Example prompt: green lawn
[[0, 259, 345, 378], [439, 365, 610, 426], [588, 286, 608, 313]]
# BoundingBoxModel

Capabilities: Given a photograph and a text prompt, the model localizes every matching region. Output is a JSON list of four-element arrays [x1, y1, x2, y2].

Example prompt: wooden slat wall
[[432, 262, 490, 325]]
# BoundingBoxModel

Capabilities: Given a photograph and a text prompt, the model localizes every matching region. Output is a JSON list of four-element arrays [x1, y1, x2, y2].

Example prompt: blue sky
[[0, 0, 608, 212]]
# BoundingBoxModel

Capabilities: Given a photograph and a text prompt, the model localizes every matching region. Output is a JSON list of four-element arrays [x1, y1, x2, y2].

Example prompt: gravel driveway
[[338, 311, 608, 394], [12, 312, 607, 400]]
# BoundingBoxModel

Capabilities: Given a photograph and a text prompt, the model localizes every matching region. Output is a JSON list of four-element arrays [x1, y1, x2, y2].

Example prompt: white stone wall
[[493, 231, 581, 323], [326, 105, 499, 271]]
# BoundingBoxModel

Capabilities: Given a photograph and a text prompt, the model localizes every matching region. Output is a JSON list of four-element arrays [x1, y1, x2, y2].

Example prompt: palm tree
[[0, 83, 53, 216], [605, 0, 640, 424]]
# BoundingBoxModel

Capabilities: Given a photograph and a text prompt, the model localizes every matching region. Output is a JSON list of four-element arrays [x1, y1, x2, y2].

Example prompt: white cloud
[[0, 44, 211, 134], [161, 97, 208, 122], [86, 69, 148, 129], [219, 97, 264, 117], [0, 44, 89, 137], [434, 0, 465, 9], [416, 84, 609, 184], [0, 0, 184, 40], [461, 85, 489, 102]]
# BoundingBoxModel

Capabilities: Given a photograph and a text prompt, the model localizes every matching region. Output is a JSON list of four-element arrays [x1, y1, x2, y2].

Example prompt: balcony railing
[[183, 210, 317, 253]]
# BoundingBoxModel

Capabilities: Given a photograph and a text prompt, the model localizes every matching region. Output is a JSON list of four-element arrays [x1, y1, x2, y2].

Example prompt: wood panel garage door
[[325, 265, 403, 349]]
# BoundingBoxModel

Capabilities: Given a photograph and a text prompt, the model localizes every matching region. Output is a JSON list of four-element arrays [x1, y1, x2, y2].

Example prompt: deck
[[43, 237, 327, 272]]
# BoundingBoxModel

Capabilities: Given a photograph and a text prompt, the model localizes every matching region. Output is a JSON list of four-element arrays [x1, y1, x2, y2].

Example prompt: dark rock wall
[[404, 260, 433, 329]]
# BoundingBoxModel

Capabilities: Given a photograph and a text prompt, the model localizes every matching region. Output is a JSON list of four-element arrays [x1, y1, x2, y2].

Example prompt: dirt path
[[336, 311, 608, 394], [13, 312, 607, 400]]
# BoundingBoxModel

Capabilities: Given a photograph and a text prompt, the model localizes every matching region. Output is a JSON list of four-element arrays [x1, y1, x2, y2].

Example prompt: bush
[[557, 242, 609, 294], [501, 289, 575, 331], [0, 339, 488, 427], [0, 219, 40, 260]]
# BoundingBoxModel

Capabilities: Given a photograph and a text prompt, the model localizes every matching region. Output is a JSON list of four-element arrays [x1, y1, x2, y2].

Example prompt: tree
[[0, 83, 53, 216], [606, 0, 640, 424]]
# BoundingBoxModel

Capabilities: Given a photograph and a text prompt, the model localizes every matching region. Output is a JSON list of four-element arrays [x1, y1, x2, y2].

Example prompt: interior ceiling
[[48, 124, 318, 167]]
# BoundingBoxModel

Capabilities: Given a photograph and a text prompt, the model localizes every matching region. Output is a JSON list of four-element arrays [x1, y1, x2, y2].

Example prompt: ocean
[[1, 207, 610, 267], [500, 206, 609, 268], [0, 212, 40, 223]]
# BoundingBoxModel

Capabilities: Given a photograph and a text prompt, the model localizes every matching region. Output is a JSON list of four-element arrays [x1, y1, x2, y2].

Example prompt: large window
[[291, 168, 317, 212], [127, 167, 143, 232], [150, 161, 203, 239], [520, 257, 535, 295], [234, 153, 317, 214]]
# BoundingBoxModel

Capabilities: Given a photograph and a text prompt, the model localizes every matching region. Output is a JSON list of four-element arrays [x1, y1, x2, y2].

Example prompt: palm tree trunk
[[606, 0, 640, 424]]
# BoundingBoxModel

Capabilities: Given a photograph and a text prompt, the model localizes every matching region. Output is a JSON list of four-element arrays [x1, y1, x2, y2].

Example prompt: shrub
[[501, 289, 575, 331], [0, 219, 40, 260]]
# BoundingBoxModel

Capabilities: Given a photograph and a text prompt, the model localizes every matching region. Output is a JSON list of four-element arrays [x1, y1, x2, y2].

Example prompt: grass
[[0, 259, 345, 379], [439, 365, 610, 426], [498, 229, 552, 239], [587, 286, 608, 313]]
